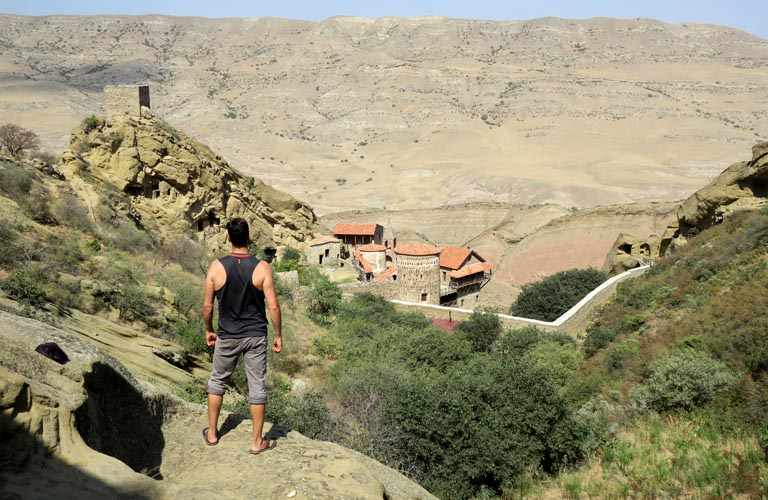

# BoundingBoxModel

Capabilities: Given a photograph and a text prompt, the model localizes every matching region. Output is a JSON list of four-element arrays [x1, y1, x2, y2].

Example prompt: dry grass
[[533, 414, 767, 499]]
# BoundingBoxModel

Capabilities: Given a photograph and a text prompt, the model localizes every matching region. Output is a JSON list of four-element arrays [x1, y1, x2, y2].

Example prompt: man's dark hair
[[226, 218, 250, 247]]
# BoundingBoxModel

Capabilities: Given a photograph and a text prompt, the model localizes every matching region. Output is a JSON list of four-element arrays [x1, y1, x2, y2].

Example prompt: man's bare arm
[[258, 261, 283, 353], [202, 261, 218, 347]]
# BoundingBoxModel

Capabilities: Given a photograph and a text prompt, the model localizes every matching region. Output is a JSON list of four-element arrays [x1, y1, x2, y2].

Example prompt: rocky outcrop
[[605, 141, 768, 273], [60, 111, 321, 253], [0, 309, 437, 499], [675, 141, 768, 239], [603, 232, 661, 275], [0, 311, 434, 500]]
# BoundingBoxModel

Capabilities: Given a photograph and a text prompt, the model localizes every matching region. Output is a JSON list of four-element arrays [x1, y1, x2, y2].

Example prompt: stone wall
[[396, 254, 440, 305], [361, 250, 386, 274], [104, 85, 150, 117], [307, 241, 340, 266]]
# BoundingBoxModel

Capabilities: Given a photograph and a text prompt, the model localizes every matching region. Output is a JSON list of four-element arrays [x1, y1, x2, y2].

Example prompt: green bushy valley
[[2, 135, 767, 499]]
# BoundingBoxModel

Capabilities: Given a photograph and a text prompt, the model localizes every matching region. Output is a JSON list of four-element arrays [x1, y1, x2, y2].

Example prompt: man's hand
[[206, 331, 217, 347], [273, 336, 283, 353]]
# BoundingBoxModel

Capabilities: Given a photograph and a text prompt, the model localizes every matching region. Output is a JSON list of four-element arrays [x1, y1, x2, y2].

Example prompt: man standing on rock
[[202, 217, 282, 454]]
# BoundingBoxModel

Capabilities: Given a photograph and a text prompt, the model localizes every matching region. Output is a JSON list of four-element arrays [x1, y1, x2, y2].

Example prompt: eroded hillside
[[0, 14, 766, 213]]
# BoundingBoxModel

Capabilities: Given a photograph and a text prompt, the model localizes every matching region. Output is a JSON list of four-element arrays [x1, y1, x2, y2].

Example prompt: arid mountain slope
[[0, 14, 766, 214]]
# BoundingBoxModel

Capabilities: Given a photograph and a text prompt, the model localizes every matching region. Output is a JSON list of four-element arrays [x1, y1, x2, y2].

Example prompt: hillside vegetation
[[2, 142, 768, 498]]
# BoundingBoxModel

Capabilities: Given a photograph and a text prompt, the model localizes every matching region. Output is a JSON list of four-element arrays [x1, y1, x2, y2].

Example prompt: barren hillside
[[1, 14, 766, 215]]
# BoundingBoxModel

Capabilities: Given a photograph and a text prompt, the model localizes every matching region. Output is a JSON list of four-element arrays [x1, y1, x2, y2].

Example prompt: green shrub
[[284, 389, 331, 439], [301, 266, 341, 325], [603, 340, 639, 372], [24, 183, 54, 224], [52, 192, 93, 232], [384, 357, 585, 499], [522, 339, 584, 387], [282, 247, 302, 262], [454, 308, 502, 353], [1, 270, 47, 308], [0, 162, 35, 197], [110, 220, 152, 253], [495, 326, 545, 357], [163, 316, 207, 354], [81, 115, 104, 133], [583, 324, 618, 357], [0, 223, 23, 267], [510, 268, 607, 321], [633, 348, 739, 412]]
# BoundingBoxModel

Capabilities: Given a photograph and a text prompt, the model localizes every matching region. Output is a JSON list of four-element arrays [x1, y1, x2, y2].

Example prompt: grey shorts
[[206, 336, 268, 404]]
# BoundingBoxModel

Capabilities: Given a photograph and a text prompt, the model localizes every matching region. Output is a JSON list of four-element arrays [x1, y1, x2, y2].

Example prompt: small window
[[421, 293, 428, 302]]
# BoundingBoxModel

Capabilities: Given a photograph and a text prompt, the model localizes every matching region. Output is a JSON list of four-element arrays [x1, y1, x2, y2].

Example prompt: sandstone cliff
[[0, 308, 437, 499], [59, 110, 321, 254], [605, 141, 768, 273]]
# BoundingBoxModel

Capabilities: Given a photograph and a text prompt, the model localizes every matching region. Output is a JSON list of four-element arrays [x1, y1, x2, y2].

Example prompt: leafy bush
[[384, 357, 585, 499], [327, 294, 586, 499], [282, 247, 302, 262], [522, 339, 584, 387], [300, 266, 341, 325], [110, 220, 152, 253], [510, 268, 607, 321], [159, 235, 210, 274], [633, 349, 739, 412], [454, 308, 502, 353], [81, 115, 104, 133], [0, 222, 23, 268], [163, 316, 207, 354], [0, 162, 35, 197], [52, 192, 93, 232], [24, 183, 54, 224], [1, 270, 47, 308]]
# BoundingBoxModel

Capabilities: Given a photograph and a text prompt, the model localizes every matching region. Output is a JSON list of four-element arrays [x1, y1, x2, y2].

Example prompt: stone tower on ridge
[[104, 85, 150, 117]]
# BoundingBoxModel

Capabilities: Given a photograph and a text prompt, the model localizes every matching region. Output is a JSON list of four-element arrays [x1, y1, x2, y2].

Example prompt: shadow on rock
[[75, 361, 166, 478], [0, 411, 155, 499]]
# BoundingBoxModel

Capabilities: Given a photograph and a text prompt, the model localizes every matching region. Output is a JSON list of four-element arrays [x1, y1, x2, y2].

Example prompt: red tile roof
[[449, 262, 493, 279], [354, 251, 373, 273], [440, 246, 472, 270], [394, 243, 441, 256], [432, 317, 460, 332], [372, 265, 397, 283], [359, 243, 386, 252], [308, 235, 339, 246], [333, 223, 380, 236]]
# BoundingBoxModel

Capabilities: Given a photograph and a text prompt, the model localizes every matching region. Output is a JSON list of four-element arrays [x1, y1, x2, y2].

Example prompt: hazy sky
[[1, 0, 767, 39]]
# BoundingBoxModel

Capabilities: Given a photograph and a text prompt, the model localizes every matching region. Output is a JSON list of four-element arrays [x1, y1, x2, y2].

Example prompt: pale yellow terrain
[[0, 14, 765, 217]]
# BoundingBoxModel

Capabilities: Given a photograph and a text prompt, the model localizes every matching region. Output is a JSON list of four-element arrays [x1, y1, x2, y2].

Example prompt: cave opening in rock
[[74, 362, 166, 480]]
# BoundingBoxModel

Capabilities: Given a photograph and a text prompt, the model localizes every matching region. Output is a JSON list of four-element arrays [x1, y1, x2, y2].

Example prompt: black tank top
[[215, 254, 268, 338]]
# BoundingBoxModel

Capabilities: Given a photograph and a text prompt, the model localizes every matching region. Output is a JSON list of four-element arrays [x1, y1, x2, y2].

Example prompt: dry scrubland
[[0, 14, 766, 218]]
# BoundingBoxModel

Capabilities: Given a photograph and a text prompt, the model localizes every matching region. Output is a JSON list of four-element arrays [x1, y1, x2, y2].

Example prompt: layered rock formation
[[60, 109, 320, 253], [605, 141, 768, 273], [0, 308, 437, 499]]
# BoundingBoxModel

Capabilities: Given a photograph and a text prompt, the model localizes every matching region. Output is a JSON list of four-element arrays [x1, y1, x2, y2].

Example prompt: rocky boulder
[[61, 112, 321, 254], [675, 141, 768, 239]]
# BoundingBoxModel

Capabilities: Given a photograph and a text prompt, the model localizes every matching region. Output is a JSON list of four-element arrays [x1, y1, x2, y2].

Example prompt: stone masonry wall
[[397, 254, 440, 305], [361, 250, 386, 274], [104, 85, 150, 117]]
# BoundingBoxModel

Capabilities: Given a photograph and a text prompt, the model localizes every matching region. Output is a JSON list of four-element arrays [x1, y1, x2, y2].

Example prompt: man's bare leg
[[250, 403, 267, 452], [207, 393, 223, 444]]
